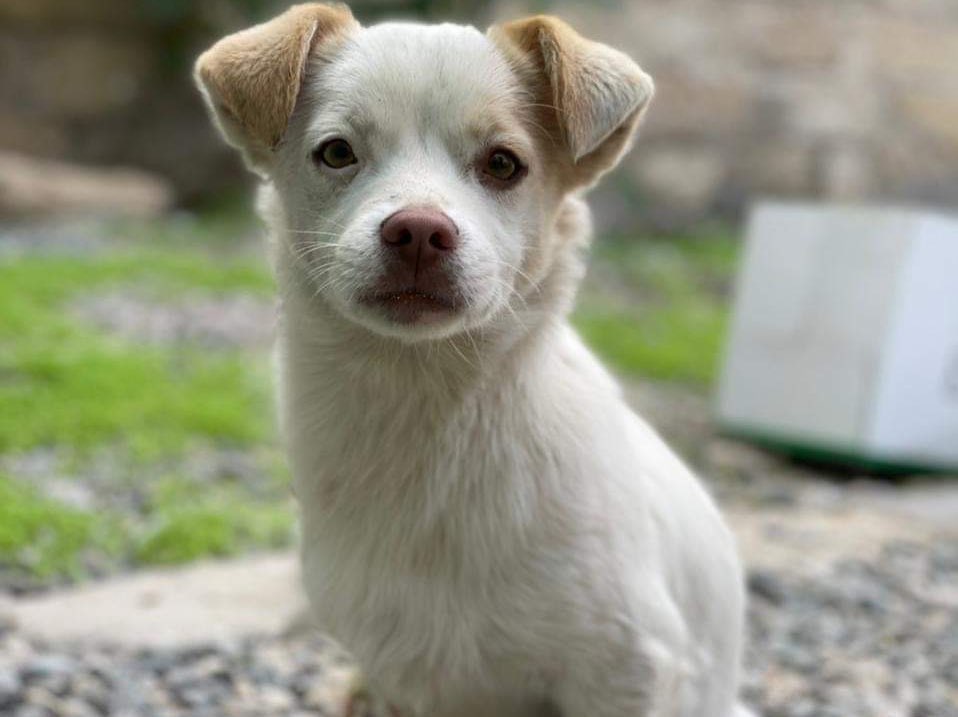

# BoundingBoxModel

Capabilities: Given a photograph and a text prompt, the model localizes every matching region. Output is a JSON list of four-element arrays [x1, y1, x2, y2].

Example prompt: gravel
[[1, 539, 955, 717], [0, 629, 360, 717], [72, 291, 276, 349], [744, 540, 958, 717], [0, 220, 113, 259]]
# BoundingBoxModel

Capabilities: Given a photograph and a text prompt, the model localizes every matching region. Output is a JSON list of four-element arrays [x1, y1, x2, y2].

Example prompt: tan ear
[[194, 3, 358, 173], [490, 16, 653, 179]]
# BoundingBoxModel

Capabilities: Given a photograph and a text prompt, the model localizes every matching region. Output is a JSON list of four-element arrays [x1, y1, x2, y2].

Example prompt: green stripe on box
[[716, 421, 957, 476]]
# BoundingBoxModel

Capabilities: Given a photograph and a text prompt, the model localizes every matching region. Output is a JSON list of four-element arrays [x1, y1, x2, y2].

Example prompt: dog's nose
[[380, 208, 459, 268]]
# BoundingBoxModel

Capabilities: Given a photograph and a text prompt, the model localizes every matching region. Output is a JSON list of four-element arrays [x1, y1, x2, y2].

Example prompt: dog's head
[[196, 3, 652, 340]]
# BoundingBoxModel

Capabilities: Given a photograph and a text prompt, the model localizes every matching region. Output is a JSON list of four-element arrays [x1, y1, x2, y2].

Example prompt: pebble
[[0, 538, 953, 717], [22, 655, 76, 682], [746, 569, 786, 605], [0, 667, 22, 707]]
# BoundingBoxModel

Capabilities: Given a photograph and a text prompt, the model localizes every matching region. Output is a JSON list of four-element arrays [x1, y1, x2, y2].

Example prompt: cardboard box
[[717, 203, 958, 471]]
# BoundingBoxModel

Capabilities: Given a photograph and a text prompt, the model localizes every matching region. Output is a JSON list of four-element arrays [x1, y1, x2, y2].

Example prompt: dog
[[195, 4, 751, 716]]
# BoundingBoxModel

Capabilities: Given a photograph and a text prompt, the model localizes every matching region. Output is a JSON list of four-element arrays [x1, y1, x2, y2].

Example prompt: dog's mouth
[[361, 288, 462, 325]]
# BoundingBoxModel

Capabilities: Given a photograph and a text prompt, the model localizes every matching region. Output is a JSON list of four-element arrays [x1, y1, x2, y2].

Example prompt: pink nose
[[380, 208, 459, 270]]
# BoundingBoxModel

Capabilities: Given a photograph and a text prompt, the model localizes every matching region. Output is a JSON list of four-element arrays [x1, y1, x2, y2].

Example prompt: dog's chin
[[338, 289, 473, 341], [362, 289, 460, 325]]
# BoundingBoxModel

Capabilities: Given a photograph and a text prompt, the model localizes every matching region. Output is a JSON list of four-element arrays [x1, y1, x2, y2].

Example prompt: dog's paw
[[345, 691, 400, 717], [343, 677, 401, 717]]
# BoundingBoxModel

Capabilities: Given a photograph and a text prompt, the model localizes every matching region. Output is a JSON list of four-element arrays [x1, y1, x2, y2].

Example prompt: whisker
[[493, 257, 539, 293]]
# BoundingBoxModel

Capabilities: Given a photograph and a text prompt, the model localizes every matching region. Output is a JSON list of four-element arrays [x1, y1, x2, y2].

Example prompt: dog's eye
[[314, 139, 357, 169], [482, 149, 524, 184]]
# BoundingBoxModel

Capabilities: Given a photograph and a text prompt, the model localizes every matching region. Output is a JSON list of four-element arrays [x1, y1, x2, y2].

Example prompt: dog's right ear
[[490, 15, 653, 188], [194, 3, 358, 174]]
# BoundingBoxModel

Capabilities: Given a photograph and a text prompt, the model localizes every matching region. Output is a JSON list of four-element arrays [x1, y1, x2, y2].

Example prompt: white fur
[[228, 19, 748, 717]]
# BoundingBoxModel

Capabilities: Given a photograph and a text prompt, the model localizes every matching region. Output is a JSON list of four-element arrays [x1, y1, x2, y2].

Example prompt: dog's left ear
[[194, 3, 359, 174], [490, 16, 653, 185]]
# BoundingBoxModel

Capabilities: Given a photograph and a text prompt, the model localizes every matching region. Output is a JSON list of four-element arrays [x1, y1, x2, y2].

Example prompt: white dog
[[195, 4, 751, 716]]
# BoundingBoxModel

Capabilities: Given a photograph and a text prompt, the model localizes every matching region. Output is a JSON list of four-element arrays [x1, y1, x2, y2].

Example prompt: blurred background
[[0, 2, 956, 717]]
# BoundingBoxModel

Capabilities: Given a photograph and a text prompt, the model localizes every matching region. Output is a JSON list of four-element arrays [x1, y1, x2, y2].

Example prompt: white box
[[717, 202, 958, 472]]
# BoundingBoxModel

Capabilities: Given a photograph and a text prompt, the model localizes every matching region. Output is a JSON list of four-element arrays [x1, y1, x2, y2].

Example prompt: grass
[[575, 227, 740, 386], [0, 210, 740, 584], [135, 492, 292, 566], [0, 473, 119, 579], [0, 470, 293, 579], [0, 225, 291, 582], [0, 249, 274, 456]]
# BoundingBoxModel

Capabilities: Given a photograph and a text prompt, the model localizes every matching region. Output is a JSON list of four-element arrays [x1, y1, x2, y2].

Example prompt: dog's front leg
[[550, 638, 690, 717], [552, 668, 656, 717]]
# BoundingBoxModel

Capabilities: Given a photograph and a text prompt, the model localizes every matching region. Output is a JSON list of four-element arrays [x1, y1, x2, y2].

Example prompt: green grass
[[0, 249, 274, 456], [0, 469, 294, 579], [0, 231, 292, 581], [0, 474, 119, 579], [575, 228, 740, 386], [135, 494, 292, 566]]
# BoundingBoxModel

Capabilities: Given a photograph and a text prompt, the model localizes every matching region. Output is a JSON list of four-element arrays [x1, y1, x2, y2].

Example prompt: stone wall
[[0, 0, 471, 207], [0, 0, 252, 203], [2, 0, 956, 228], [491, 0, 958, 229]]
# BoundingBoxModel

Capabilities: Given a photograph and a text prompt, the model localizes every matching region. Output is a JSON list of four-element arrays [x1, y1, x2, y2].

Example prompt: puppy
[[195, 4, 751, 716]]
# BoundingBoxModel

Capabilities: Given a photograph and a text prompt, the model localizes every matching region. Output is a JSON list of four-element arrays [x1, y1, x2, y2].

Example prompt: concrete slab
[[6, 552, 304, 649]]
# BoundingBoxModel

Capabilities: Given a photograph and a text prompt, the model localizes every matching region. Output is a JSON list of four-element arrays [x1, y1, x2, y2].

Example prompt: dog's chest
[[294, 397, 580, 708], [324, 550, 554, 690], [301, 492, 569, 714], [283, 339, 613, 710]]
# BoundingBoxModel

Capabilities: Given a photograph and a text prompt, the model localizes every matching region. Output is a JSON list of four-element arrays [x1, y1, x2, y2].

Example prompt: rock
[[21, 655, 76, 683], [0, 667, 21, 707], [300, 664, 358, 712], [0, 152, 173, 219], [21, 684, 62, 710], [15, 706, 52, 717], [254, 684, 294, 711], [68, 674, 109, 714], [747, 569, 786, 605], [165, 655, 230, 690], [58, 697, 101, 717]]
